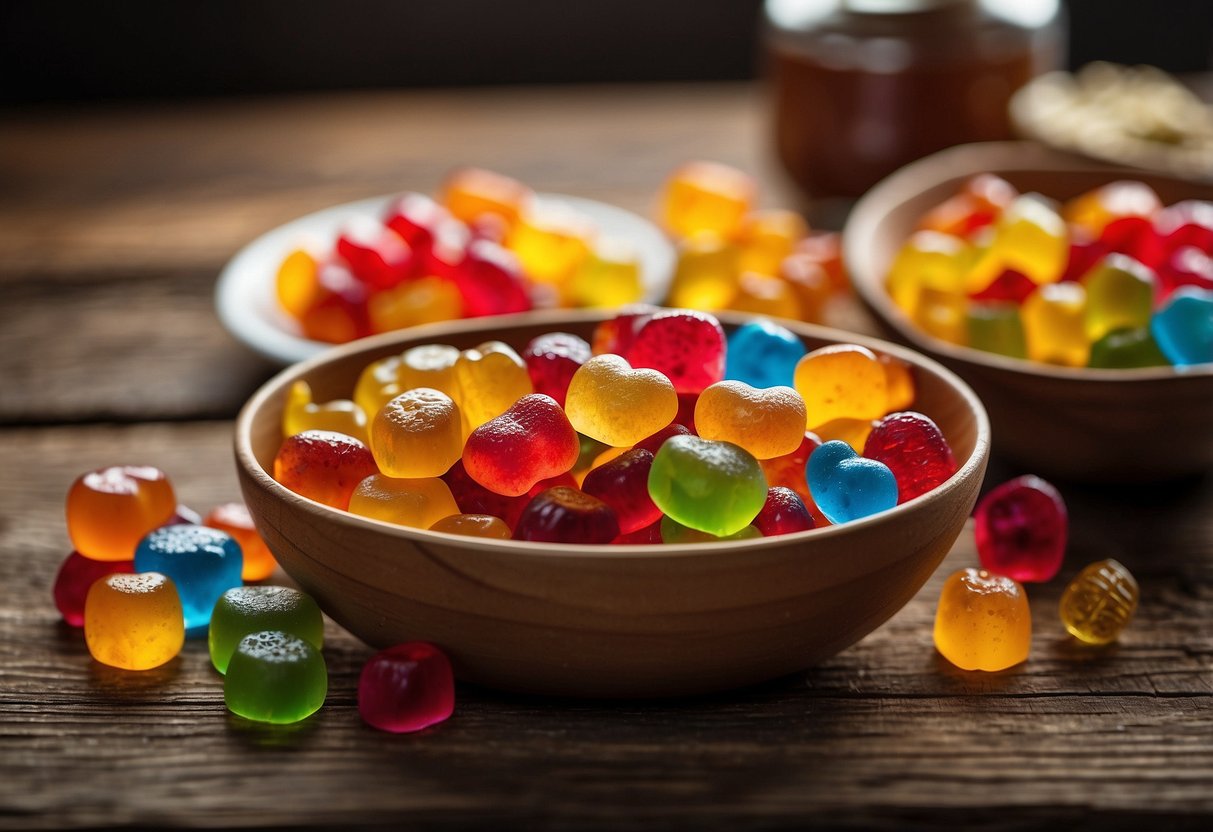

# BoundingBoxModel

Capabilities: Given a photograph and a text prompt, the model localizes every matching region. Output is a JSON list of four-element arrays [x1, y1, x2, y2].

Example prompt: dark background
[[2, 0, 1211, 104]]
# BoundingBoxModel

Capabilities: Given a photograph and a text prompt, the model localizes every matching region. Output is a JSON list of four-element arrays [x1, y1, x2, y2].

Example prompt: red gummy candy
[[634, 423, 692, 455], [1157, 200, 1213, 253], [523, 332, 592, 407], [336, 219, 415, 290], [970, 269, 1037, 303], [759, 432, 828, 526], [612, 519, 663, 545], [1158, 246, 1213, 300], [453, 239, 532, 317], [358, 641, 455, 734], [753, 486, 815, 536], [581, 448, 661, 534], [443, 460, 529, 528], [384, 193, 453, 261], [627, 309, 726, 395], [512, 487, 619, 544], [272, 430, 379, 511], [463, 394, 579, 497], [862, 411, 957, 504], [299, 261, 373, 343], [53, 551, 134, 627], [1100, 215, 1167, 269], [591, 304, 657, 356], [974, 475, 1067, 583], [1060, 239, 1110, 283]]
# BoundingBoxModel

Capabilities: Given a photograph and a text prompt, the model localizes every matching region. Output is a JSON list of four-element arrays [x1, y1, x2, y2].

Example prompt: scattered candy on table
[[974, 475, 1068, 583], [886, 176, 1213, 369], [209, 586, 325, 674], [134, 524, 244, 634], [933, 567, 1032, 672], [84, 572, 185, 671], [358, 642, 456, 734], [224, 631, 328, 725], [1059, 559, 1139, 645], [66, 465, 177, 562]]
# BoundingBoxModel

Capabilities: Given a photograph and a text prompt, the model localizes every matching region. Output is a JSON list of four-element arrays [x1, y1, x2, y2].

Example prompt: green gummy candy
[[224, 631, 327, 724], [1088, 327, 1170, 369], [660, 515, 762, 544], [967, 302, 1027, 359], [209, 586, 324, 674], [647, 435, 767, 537]]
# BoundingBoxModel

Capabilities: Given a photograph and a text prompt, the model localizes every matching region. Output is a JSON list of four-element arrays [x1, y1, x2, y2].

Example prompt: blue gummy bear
[[1151, 287, 1213, 367], [807, 440, 899, 524], [134, 524, 243, 635], [725, 319, 807, 389]]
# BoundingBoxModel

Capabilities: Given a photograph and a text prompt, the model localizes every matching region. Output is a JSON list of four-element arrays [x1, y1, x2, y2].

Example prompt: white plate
[[216, 193, 675, 365]]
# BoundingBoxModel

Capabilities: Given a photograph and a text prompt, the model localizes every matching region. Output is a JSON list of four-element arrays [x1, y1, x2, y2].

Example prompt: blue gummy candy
[[134, 524, 243, 634], [725, 319, 807, 389], [807, 440, 899, 524], [1151, 287, 1213, 367]]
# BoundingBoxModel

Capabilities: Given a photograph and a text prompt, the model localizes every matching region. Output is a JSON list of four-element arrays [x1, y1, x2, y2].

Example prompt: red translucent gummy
[[753, 487, 815, 536], [862, 411, 957, 504], [591, 304, 657, 356], [759, 432, 828, 526], [1100, 215, 1167, 269], [627, 309, 726, 395], [463, 394, 579, 497], [299, 261, 373, 343], [272, 430, 379, 511], [612, 519, 663, 545], [792, 231, 847, 293], [53, 551, 134, 627], [453, 239, 531, 317], [512, 487, 619, 544], [971, 269, 1037, 302], [358, 641, 455, 734], [336, 220, 415, 290], [974, 475, 1067, 582], [1157, 200, 1213, 253], [1060, 239, 1110, 283], [634, 423, 692, 455], [581, 448, 661, 534], [442, 460, 529, 528], [523, 332, 592, 407], [384, 193, 453, 260], [1158, 246, 1213, 300]]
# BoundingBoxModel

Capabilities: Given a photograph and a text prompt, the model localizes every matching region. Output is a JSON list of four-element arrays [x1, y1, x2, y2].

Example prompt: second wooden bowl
[[845, 141, 1213, 482], [235, 310, 989, 698]]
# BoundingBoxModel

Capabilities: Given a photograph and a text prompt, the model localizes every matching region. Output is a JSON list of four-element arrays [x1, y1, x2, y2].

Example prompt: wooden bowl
[[845, 141, 1213, 482], [234, 310, 990, 698]]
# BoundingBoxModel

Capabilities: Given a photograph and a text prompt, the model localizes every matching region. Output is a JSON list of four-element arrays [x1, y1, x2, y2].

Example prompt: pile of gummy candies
[[662, 161, 849, 322], [887, 176, 1213, 368], [272, 307, 959, 543], [54, 465, 453, 731], [933, 474, 1140, 672], [275, 167, 644, 343]]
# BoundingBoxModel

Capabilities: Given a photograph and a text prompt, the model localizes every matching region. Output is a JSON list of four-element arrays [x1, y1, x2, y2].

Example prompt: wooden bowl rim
[[843, 140, 1213, 384], [234, 309, 990, 560]]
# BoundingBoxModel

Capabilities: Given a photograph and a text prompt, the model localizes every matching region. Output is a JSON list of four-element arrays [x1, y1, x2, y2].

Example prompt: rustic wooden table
[[1, 84, 1210, 830]]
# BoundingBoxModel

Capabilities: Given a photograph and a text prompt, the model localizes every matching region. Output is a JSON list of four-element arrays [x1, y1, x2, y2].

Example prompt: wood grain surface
[[0, 84, 1210, 830]]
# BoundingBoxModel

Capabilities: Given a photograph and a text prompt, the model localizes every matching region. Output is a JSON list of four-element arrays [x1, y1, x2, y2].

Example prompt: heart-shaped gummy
[[454, 341, 534, 430], [463, 394, 580, 497], [694, 380, 807, 460], [806, 440, 898, 524], [565, 354, 678, 447], [1151, 286, 1213, 366]]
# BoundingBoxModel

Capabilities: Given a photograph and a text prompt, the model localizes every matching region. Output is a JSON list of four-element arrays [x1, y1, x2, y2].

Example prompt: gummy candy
[[752, 486, 815, 536], [84, 572, 184, 671], [633, 422, 693, 455], [463, 394, 579, 496], [647, 435, 767, 537], [209, 586, 324, 674], [442, 460, 531, 528], [359, 642, 455, 733], [810, 417, 874, 452], [453, 239, 532, 318], [1022, 282, 1090, 367], [1082, 254, 1157, 342], [974, 475, 1067, 583], [661, 161, 755, 239], [522, 332, 592, 408], [759, 431, 825, 524], [1063, 180, 1162, 237], [666, 233, 739, 311], [862, 412, 957, 503], [276, 249, 321, 319], [368, 275, 464, 334], [441, 167, 532, 228], [627, 309, 726, 395], [336, 217, 414, 290], [694, 381, 806, 460], [298, 261, 372, 344], [724, 319, 806, 389], [283, 380, 368, 443], [428, 513, 512, 539], [736, 209, 808, 276], [54, 551, 133, 627], [660, 516, 762, 544], [568, 241, 643, 309], [1151, 287, 1213, 365], [273, 430, 379, 511], [806, 441, 898, 524], [565, 355, 678, 447], [1059, 559, 1139, 645], [612, 520, 664, 545], [590, 304, 656, 356], [581, 448, 661, 534], [507, 204, 594, 291], [134, 524, 243, 633], [66, 465, 177, 562], [454, 341, 534, 430], [1088, 327, 1169, 369], [967, 302, 1027, 359], [224, 631, 327, 724], [794, 344, 889, 428], [349, 475, 461, 529], [512, 486, 619, 544], [369, 389, 464, 478], [934, 568, 1031, 671], [204, 502, 278, 582], [727, 271, 804, 320]]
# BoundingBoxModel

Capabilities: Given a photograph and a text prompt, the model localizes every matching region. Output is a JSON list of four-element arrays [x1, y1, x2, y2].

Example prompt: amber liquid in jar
[[767, 0, 1063, 198]]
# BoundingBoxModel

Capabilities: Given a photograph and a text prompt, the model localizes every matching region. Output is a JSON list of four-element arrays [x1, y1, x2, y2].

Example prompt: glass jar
[[766, 0, 1065, 199]]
